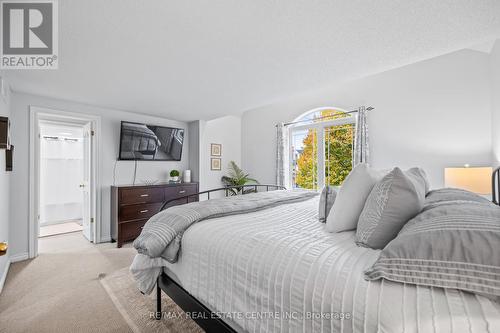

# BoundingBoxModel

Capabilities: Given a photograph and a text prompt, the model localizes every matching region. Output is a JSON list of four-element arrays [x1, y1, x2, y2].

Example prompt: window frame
[[288, 110, 356, 190]]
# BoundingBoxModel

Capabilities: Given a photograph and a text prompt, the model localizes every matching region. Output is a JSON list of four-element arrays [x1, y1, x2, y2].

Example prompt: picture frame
[[211, 158, 221, 171], [211, 143, 222, 156]]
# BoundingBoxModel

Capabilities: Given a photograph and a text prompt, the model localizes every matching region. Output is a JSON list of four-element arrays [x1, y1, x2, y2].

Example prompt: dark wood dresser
[[111, 182, 199, 247]]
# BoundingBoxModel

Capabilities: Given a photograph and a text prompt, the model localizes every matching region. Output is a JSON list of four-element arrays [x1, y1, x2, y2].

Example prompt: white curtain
[[353, 106, 369, 166], [276, 123, 289, 187]]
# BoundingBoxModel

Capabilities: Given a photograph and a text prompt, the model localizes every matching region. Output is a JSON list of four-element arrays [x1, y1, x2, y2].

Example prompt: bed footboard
[[159, 184, 286, 211], [493, 167, 500, 205], [156, 273, 236, 332]]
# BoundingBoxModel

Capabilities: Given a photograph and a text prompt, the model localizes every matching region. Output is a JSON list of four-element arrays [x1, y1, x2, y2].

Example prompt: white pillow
[[325, 163, 386, 232]]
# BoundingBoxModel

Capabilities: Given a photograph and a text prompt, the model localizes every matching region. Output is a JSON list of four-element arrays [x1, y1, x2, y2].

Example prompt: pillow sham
[[365, 200, 500, 300], [326, 163, 386, 232], [318, 186, 338, 223], [355, 167, 427, 249], [415, 167, 430, 194], [424, 187, 491, 209]]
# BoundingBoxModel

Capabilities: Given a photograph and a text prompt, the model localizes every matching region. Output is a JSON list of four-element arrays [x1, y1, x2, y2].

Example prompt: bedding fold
[[133, 189, 318, 263]]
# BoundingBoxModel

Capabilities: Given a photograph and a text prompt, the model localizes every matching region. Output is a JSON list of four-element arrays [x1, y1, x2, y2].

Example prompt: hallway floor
[[0, 233, 136, 333], [39, 221, 83, 237]]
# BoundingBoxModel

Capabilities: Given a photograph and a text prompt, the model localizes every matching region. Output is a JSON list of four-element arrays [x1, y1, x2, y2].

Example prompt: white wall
[[187, 121, 201, 182], [9, 92, 190, 258], [491, 40, 500, 167], [198, 116, 242, 192], [242, 49, 492, 189], [0, 81, 11, 293]]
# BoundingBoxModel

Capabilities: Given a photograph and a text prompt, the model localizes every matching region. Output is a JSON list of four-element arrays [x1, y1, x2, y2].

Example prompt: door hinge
[[91, 130, 95, 136], [90, 218, 94, 224]]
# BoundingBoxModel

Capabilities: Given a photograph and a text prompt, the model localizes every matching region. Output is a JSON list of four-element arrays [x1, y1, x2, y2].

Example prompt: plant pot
[[171, 176, 179, 182]]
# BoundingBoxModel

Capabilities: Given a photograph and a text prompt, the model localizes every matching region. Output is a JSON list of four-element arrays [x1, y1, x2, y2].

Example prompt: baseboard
[[99, 235, 111, 243], [10, 252, 29, 263], [0, 258, 11, 294]]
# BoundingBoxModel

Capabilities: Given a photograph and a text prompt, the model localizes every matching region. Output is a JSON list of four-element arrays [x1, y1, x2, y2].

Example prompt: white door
[[82, 122, 93, 241]]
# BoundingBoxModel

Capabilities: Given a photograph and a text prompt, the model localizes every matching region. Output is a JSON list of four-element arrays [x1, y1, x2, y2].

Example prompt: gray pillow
[[424, 187, 491, 210], [365, 200, 500, 300], [318, 186, 337, 223], [355, 167, 427, 249]]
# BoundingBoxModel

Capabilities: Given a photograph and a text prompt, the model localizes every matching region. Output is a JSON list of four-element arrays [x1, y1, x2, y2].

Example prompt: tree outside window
[[292, 109, 354, 189]]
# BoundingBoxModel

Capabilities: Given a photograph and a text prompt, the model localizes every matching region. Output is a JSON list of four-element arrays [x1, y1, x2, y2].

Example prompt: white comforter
[[131, 196, 500, 333]]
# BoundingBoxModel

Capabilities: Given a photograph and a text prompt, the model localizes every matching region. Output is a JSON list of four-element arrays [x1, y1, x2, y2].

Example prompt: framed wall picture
[[211, 143, 222, 156], [211, 158, 221, 171]]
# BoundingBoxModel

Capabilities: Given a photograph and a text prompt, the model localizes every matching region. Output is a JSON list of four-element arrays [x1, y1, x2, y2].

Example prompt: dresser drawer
[[111, 182, 198, 248], [164, 184, 198, 199], [120, 188, 164, 205], [120, 219, 147, 241], [119, 202, 163, 222]]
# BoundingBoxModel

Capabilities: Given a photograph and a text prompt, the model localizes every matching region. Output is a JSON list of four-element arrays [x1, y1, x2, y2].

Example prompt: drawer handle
[[140, 210, 149, 213], [179, 190, 186, 194], [140, 194, 149, 197]]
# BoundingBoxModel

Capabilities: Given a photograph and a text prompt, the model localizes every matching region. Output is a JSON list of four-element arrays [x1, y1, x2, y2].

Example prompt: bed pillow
[[326, 163, 386, 232], [415, 167, 430, 194], [365, 200, 500, 300], [318, 186, 338, 222], [424, 187, 491, 209], [355, 167, 426, 249]]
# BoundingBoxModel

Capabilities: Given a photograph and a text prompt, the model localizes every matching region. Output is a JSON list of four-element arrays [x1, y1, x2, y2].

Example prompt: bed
[[130, 180, 500, 333]]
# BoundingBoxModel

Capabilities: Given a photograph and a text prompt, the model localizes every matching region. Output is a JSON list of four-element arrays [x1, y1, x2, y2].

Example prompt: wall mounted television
[[118, 121, 184, 161]]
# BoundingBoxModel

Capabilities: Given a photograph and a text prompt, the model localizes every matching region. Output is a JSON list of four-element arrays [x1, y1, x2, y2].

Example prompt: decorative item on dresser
[[111, 182, 199, 247]]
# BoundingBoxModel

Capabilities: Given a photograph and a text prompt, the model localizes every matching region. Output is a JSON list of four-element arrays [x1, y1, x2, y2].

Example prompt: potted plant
[[221, 161, 258, 195], [170, 169, 180, 182]]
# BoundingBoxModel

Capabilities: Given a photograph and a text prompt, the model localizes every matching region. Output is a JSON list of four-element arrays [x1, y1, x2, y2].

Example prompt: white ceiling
[[2, 0, 500, 121]]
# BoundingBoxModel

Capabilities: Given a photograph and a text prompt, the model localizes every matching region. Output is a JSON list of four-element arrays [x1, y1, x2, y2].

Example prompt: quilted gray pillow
[[355, 167, 427, 249], [424, 187, 491, 210], [365, 200, 500, 300], [318, 186, 338, 222]]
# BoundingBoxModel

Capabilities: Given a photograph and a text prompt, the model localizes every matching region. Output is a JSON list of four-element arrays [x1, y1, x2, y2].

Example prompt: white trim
[[0, 258, 11, 294], [10, 252, 29, 262], [291, 106, 352, 123], [29, 106, 102, 259], [290, 116, 355, 131], [100, 235, 112, 243]]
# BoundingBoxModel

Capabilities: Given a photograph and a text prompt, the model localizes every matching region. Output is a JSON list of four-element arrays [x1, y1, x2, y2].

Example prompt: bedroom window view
[[292, 129, 318, 189], [324, 123, 354, 186], [291, 109, 355, 189]]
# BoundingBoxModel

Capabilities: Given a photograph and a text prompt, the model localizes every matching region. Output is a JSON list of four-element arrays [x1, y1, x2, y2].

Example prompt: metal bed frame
[[155, 184, 285, 332], [493, 167, 500, 205]]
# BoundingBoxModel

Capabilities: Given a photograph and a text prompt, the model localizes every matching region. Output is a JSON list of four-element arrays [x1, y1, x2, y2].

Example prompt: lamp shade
[[444, 167, 492, 195]]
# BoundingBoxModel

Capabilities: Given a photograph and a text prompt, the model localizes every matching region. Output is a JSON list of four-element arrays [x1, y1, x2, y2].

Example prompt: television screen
[[119, 121, 184, 161]]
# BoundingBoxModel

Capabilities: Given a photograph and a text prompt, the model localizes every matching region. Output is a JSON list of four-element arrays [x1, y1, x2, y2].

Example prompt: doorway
[[38, 122, 86, 238], [29, 107, 101, 258]]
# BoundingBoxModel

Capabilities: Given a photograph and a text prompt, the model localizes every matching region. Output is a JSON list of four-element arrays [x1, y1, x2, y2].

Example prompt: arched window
[[289, 107, 356, 190]]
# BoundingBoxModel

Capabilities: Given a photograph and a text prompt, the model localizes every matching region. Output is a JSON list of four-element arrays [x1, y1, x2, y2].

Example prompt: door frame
[[29, 106, 101, 258]]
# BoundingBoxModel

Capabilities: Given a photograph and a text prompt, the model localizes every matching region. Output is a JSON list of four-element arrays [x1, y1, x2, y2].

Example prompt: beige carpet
[[100, 268, 203, 333], [0, 232, 196, 333]]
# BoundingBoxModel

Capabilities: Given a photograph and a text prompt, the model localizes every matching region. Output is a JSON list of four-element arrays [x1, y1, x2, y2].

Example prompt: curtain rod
[[277, 106, 374, 127]]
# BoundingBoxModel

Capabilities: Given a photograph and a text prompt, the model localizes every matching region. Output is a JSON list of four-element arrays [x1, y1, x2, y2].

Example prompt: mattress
[[134, 196, 500, 333]]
